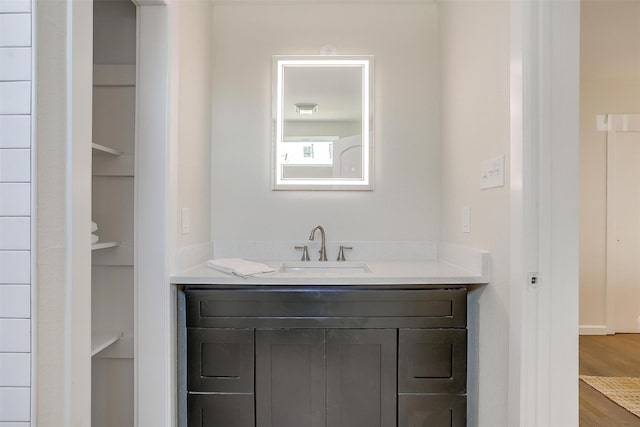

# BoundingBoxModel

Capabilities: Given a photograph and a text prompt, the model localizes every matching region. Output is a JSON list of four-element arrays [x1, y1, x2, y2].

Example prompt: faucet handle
[[337, 246, 353, 261], [295, 245, 310, 261]]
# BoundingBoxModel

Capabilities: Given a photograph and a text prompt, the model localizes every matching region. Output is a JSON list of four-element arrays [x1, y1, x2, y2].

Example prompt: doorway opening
[[578, 2, 640, 423]]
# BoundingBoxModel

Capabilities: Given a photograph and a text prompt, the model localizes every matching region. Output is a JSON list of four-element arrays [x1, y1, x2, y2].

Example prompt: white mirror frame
[[272, 55, 374, 190]]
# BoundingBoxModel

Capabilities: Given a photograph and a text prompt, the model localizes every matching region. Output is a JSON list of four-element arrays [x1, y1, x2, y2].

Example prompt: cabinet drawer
[[188, 393, 254, 427], [187, 328, 254, 392], [398, 394, 466, 427], [398, 329, 466, 394], [186, 289, 467, 328]]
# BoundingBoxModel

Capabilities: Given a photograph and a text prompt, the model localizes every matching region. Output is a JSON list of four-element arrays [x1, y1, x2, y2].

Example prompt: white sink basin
[[280, 261, 370, 274]]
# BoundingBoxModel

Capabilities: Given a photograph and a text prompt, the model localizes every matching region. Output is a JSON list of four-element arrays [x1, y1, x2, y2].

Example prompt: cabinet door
[[188, 393, 255, 427], [187, 328, 254, 392], [255, 329, 326, 427], [398, 394, 466, 427], [326, 329, 397, 427], [398, 329, 467, 394]]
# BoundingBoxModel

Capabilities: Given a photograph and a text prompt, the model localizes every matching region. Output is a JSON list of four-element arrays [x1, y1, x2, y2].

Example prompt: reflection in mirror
[[273, 56, 373, 190]]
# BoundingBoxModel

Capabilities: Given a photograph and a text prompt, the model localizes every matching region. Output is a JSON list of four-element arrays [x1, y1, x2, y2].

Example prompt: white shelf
[[91, 241, 119, 251], [92, 143, 122, 156], [92, 332, 123, 357]]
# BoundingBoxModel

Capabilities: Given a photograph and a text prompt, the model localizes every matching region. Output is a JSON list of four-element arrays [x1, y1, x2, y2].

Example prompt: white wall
[[210, 3, 440, 243], [579, 0, 640, 329], [439, 1, 510, 425], [0, 1, 32, 425], [177, 0, 212, 253]]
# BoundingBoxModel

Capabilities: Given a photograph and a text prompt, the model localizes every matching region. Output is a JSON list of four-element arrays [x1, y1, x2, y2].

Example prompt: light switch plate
[[480, 155, 505, 190]]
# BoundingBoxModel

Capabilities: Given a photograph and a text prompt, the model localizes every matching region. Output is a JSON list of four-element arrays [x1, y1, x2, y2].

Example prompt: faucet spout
[[309, 225, 328, 261]]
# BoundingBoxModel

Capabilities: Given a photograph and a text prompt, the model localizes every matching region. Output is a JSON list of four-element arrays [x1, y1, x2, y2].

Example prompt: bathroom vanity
[[173, 256, 488, 427]]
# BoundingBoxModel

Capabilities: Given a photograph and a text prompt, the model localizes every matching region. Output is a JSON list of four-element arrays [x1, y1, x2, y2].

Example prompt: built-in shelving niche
[[91, 0, 136, 426]]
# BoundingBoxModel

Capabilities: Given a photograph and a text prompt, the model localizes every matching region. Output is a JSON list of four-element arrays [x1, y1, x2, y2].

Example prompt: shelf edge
[[91, 241, 119, 251], [91, 332, 124, 357], [92, 143, 122, 156]]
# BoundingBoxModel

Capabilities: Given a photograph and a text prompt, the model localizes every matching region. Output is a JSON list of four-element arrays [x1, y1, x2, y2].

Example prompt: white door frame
[[34, 0, 94, 424], [133, 1, 179, 426], [509, 1, 579, 426]]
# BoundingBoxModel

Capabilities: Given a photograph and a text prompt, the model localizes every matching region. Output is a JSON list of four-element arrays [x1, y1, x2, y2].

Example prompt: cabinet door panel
[[188, 393, 254, 427], [398, 329, 466, 393], [398, 394, 466, 427], [326, 329, 397, 427], [256, 329, 326, 427], [187, 328, 254, 392]]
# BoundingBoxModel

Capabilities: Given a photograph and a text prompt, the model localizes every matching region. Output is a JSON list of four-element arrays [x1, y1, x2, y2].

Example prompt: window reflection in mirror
[[273, 56, 373, 190]]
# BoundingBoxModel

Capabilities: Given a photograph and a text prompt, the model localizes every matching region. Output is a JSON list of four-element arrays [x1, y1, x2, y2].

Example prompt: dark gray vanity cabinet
[[181, 287, 468, 427]]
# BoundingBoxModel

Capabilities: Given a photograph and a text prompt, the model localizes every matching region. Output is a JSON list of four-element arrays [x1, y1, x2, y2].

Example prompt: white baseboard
[[579, 325, 609, 335]]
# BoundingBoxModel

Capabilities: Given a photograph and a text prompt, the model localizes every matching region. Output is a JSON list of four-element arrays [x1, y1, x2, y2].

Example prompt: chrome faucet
[[308, 225, 328, 261]]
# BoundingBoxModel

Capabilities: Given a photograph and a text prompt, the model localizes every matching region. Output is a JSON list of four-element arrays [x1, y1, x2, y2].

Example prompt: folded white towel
[[91, 234, 99, 244], [91, 221, 98, 233], [207, 258, 276, 278]]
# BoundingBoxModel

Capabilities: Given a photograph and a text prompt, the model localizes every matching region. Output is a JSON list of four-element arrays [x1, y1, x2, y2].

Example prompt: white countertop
[[170, 259, 489, 286]]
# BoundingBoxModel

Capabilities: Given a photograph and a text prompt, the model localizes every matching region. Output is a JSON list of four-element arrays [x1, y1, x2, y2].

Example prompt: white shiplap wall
[[0, 0, 32, 425]]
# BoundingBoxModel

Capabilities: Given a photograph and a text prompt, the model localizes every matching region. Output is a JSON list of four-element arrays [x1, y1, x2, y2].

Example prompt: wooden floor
[[580, 334, 640, 426]]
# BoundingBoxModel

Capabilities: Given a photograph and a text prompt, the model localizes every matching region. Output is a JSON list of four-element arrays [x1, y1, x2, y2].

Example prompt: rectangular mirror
[[272, 56, 373, 190]]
